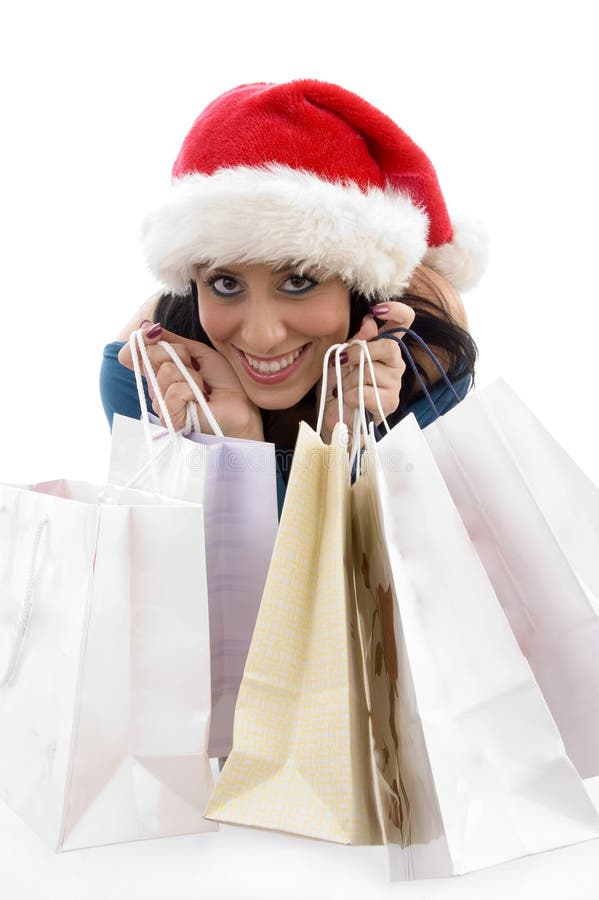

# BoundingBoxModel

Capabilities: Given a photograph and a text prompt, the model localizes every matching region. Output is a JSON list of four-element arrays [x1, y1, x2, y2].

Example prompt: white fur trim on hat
[[423, 217, 490, 292], [140, 164, 430, 299]]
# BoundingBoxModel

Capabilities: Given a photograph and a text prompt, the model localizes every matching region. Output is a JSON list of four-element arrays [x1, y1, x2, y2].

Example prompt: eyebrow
[[202, 264, 299, 277], [205, 265, 244, 275]]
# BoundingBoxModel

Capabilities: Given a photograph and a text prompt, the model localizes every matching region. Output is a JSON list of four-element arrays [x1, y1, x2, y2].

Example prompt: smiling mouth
[[234, 343, 310, 383]]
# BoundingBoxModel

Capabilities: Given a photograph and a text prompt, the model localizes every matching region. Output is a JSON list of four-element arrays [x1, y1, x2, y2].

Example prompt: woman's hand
[[319, 301, 415, 443], [118, 324, 265, 441]]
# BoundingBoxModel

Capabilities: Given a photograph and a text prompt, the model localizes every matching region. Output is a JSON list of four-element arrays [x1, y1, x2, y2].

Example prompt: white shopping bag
[[424, 379, 599, 777], [0, 478, 215, 851], [346, 345, 599, 879], [108, 331, 278, 758], [458, 378, 599, 607], [354, 415, 599, 878]]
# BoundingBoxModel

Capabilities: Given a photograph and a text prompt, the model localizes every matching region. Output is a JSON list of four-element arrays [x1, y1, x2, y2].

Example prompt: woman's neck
[[260, 387, 317, 449]]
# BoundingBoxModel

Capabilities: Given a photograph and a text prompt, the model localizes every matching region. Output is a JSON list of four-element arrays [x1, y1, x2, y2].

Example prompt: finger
[[118, 323, 211, 371], [154, 361, 206, 400], [337, 336, 405, 370], [118, 323, 163, 370], [370, 300, 416, 330], [363, 337, 405, 369], [140, 343, 197, 377], [347, 313, 379, 343], [159, 381, 212, 432], [339, 361, 403, 393], [146, 324, 218, 372], [339, 384, 402, 419]]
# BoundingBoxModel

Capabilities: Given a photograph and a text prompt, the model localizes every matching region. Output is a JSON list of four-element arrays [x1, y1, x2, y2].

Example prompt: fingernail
[[146, 323, 163, 338], [191, 358, 201, 371], [329, 352, 348, 366], [204, 382, 212, 396], [361, 314, 375, 325], [371, 304, 389, 315], [332, 387, 338, 399]]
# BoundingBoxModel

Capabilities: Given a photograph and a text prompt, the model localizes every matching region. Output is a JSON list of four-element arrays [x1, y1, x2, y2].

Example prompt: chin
[[245, 383, 315, 411]]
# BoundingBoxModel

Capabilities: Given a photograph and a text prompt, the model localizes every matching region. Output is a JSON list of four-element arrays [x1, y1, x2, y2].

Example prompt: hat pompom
[[423, 217, 490, 292]]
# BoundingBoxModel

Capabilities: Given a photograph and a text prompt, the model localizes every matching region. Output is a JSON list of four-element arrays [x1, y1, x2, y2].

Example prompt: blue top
[[100, 341, 471, 514]]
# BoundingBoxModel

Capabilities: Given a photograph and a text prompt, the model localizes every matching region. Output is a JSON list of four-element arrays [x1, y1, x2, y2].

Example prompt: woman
[[100, 79, 485, 503]]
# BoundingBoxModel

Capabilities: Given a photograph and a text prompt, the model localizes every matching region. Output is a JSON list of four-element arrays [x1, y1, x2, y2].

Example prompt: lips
[[234, 343, 310, 384], [243, 347, 304, 373]]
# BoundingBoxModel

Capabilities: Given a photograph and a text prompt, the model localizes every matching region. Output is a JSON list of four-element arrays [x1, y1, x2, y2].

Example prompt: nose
[[239, 300, 288, 356]]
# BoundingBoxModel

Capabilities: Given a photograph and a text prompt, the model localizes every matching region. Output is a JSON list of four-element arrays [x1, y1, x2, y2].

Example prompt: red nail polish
[[191, 358, 200, 371], [146, 323, 163, 338], [332, 387, 338, 399], [204, 382, 212, 396]]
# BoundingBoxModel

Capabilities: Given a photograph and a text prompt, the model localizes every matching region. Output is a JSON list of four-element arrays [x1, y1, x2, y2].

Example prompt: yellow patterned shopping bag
[[204, 421, 383, 844]]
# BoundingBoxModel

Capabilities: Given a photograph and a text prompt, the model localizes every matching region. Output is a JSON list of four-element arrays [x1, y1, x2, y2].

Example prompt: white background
[[1, 0, 598, 897], [1, 0, 598, 486]]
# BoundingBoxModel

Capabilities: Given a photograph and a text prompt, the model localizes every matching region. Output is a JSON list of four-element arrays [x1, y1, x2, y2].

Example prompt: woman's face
[[195, 262, 351, 409]]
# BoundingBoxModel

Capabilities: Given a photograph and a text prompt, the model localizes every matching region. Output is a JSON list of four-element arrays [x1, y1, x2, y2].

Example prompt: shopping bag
[[345, 339, 599, 876], [0, 478, 216, 851], [424, 379, 599, 777], [351, 396, 599, 878], [477, 380, 599, 608], [204, 415, 382, 844], [108, 330, 278, 758], [207, 338, 599, 877]]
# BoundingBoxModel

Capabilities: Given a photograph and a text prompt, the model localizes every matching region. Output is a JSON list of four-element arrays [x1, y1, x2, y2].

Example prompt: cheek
[[293, 302, 350, 340], [197, 299, 236, 343], [197, 291, 351, 343]]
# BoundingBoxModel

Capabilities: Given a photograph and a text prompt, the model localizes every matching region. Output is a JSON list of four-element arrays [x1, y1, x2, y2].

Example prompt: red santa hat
[[140, 80, 488, 299]]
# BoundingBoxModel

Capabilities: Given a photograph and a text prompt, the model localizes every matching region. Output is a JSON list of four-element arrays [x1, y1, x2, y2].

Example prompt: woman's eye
[[209, 276, 242, 296], [281, 275, 316, 293]]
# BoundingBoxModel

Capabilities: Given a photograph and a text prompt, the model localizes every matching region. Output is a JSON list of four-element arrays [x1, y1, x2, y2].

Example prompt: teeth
[[243, 346, 304, 374]]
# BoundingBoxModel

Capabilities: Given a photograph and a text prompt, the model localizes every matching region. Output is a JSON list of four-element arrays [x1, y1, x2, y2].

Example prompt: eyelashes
[[204, 275, 242, 297], [281, 274, 318, 294], [202, 272, 319, 298]]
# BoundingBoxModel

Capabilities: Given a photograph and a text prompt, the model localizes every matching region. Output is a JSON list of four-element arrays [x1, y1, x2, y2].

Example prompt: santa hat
[[140, 80, 488, 299]]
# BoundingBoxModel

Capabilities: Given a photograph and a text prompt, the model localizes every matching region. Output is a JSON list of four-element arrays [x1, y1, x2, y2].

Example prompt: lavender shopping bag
[[108, 331, 278, 758]]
